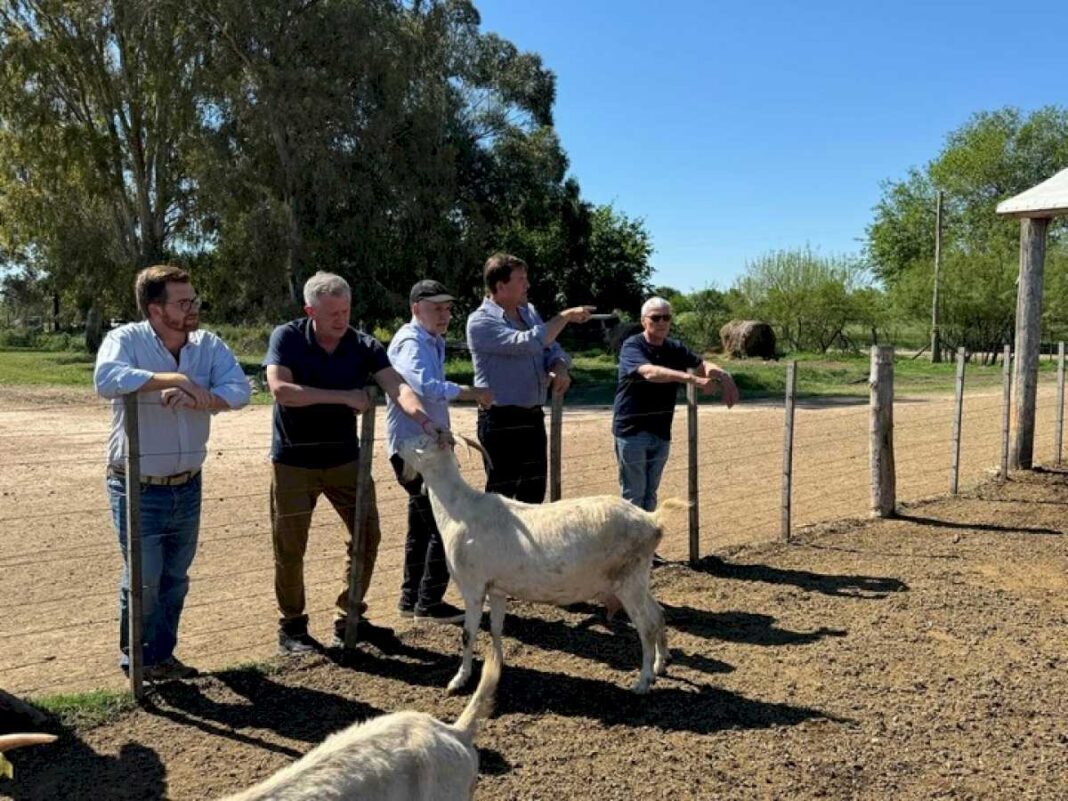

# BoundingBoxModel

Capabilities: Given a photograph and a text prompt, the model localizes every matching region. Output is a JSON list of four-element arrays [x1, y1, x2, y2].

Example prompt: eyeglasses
[[646, 314, 672, 323], [165, 296, 202, 313]]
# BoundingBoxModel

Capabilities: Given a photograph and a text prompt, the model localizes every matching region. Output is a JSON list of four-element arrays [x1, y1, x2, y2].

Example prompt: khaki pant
[[270, 460, 380, 629]]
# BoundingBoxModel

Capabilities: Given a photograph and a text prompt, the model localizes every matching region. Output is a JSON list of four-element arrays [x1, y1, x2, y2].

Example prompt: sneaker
[[414, 601, 466, 625], [397, 601, 416, 619], [278, 629, 320, 655], [144, 657, 200, 682]]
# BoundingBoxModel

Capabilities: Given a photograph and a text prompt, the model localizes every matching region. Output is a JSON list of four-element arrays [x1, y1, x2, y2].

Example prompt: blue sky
[[475, 0, 1068, 292]]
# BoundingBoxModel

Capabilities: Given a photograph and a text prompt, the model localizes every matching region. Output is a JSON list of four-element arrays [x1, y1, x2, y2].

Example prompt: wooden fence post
[[781, 361, 797, 542], [549, 391, 563, 501], [869, 346, 896, 517], [949, 348, 966, 495], [343, 387, 378, 651], [1000, 345, 1012, 480], [123, 393, 144, 700], [1056, 342, 1065, 467], [687, 369, 699, 565]]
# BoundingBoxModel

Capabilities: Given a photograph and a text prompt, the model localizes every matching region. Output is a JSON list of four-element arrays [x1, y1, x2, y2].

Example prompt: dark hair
[[483, 252, 527, 295], [135, 264, 190, 319]]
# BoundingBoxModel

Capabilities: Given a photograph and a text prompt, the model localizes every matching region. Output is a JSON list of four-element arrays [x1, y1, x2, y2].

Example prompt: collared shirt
[[94, 320, 251, 476], [465, 297, 570, 408], [385, 319, 462, 457], [263, 318, 391, 468], [612, 334, 702, 441]]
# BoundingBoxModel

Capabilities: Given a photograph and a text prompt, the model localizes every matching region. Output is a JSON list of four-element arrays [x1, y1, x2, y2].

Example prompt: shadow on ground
[[692, 555, 909, 597]]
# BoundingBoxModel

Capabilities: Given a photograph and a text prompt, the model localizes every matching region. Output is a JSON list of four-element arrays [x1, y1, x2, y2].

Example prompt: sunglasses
[[646, 314, 672, 323]]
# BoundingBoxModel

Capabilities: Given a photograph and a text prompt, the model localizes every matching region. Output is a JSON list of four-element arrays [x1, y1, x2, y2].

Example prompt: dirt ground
[[2, 465, 1066, 800], [0, 380, 1063, 700]]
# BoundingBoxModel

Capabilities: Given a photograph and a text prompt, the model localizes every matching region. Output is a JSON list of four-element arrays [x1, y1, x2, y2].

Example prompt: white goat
[[0, 733, 57, 780], [398, 433, 679, 695], [220, 641, 500, 801]]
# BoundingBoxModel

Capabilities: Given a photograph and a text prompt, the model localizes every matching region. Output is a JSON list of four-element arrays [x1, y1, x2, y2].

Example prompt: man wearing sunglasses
[[95, 265, 251, 681], [612, 297, 738, 558]]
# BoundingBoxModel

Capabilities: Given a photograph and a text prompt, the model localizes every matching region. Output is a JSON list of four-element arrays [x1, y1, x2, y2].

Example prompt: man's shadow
[[149, 662, 385, 753], [662, 604, 847, 646], [692, 555, 908, 598]]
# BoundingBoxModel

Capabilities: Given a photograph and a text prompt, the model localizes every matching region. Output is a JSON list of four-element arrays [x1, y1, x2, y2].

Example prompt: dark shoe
[[414, 601, 466, 625], [398, 601, 416, 619], [278, 629, 320, 655], [651, 552, 669, 568], [144, 657, 200, 682]]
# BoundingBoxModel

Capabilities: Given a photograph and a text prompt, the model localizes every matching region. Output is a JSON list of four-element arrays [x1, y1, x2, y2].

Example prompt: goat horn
[[0, 733, 58, 752], [457, 433, 494, 473]]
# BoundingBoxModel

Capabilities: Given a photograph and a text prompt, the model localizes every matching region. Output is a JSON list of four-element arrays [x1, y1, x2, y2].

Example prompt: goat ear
[[399, 457, 419, 484]]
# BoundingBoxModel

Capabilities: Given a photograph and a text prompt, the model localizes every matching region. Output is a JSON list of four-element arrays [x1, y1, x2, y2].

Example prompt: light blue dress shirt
[[386, 319, 462, 456], [465, 298, 570, 408], [94, 321, 251, 476]]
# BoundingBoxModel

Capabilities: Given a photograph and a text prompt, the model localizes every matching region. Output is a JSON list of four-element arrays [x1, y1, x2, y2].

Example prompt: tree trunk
[[85, 305, 104, 354]]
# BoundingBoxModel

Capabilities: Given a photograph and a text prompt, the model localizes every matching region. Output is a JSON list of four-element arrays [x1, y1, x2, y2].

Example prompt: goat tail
[[0, 733, 57, 753], [650, 497, 691, 525], [453, 641, 502, 741]]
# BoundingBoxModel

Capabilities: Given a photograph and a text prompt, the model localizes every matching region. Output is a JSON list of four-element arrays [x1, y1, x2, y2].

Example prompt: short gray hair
[[303, 271, 351, 307], [640, 297, 671, 318]]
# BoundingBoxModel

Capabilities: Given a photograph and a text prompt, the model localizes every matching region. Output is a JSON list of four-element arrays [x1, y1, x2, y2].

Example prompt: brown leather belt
[[107, 466, 201, 487]]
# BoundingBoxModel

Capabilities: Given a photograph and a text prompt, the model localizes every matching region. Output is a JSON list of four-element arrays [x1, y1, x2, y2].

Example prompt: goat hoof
[[631, 678, 652, 694], [654, 661, 668, 676], [446, 675, 469, 695]]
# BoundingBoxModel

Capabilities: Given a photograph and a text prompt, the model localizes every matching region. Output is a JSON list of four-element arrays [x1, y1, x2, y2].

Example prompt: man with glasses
[[95, 264, 251, 681], [612, 297, 738, 557]]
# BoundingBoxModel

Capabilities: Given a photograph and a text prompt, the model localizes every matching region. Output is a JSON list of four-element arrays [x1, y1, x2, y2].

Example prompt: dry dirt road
[[0, 381, 1063, 700]]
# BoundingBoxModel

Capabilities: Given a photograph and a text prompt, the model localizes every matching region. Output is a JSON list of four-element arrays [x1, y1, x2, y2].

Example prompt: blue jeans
[[615, 432, 672, 512], [107, 474, 202, 668]]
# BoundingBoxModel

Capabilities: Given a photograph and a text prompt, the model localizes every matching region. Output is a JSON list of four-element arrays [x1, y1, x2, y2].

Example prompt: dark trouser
[[270, 460, 380, 635], [389, 453, 450, 610], [476, 405, 547, 503]]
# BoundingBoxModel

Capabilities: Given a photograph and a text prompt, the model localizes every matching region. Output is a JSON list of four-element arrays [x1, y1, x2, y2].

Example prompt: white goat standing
[[220, 641, 500, 801], [398, 433, 678, 695]]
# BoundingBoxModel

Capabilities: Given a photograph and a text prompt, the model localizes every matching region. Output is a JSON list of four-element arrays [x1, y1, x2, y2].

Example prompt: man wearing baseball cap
[[385, 280, 493, 622]]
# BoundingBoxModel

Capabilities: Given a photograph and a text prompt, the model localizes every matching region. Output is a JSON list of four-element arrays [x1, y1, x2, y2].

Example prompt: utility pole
[[930, 190, 944, 363]]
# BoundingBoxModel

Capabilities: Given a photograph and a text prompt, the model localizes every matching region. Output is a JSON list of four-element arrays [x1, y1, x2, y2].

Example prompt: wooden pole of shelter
[[343, 387, 378, 651], [869, 346, 896, 517], [123, 393, 144, 700], [1010, 217, 1048, 469], [1000, 345, 1012, 480], [549, 391, 563, 501], [1056, 341, 1065, 467], [949, 347, 966, 495], [780, 361, 797, 542], [687, 369, 700, 565], [931, 190, 944, 363]]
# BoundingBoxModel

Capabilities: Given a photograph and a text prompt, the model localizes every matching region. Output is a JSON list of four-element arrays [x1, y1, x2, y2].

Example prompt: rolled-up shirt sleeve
[[94, 329, 154, 398], [207, 334, 252, 409], [467, 310, 547, 357], [392, 338, 462, 402]]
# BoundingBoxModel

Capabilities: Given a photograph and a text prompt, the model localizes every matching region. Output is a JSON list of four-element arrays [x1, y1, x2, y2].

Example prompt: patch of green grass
[[33, 689, 137, 729], [0, 349, 97, 386], [0, 345, 1060, 405]]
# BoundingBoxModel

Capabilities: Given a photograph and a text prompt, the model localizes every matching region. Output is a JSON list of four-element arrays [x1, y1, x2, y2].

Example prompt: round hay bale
[[719, 320, 777, 359]]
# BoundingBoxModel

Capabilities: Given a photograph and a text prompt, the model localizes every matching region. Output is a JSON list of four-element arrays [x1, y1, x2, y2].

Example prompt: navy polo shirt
[[264, 319, 391, 468], [612, 334, 702, 441]]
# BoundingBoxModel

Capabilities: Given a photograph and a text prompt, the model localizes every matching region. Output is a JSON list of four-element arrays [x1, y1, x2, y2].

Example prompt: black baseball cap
[[409, 279, 455, 304]]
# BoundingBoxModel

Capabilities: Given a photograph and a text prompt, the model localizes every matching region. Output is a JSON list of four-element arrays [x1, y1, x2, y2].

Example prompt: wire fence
[[1, 346, 1065, 698]]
